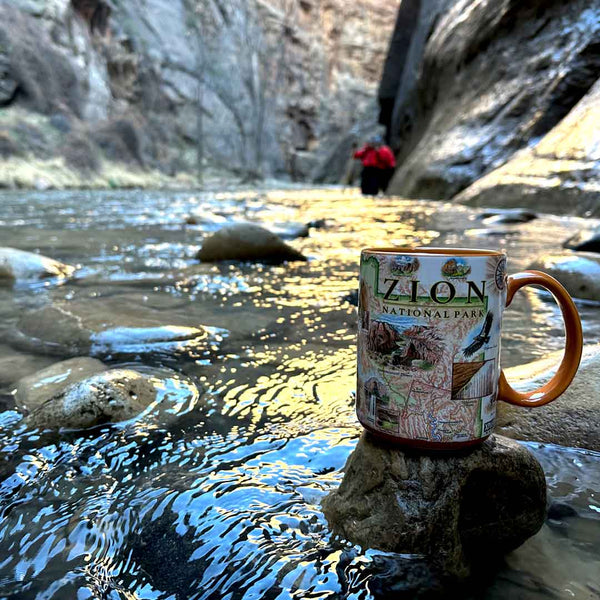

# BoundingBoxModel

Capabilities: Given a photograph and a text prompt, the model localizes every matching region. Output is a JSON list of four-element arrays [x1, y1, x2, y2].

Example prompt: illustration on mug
[[366, 318, 444, 370], [442, 257, 471, 278], [391, 255, 420, 276]]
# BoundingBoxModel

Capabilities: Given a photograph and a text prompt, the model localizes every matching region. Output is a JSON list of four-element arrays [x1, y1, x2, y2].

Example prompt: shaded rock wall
[[0, 0, 397, 183], [383, 0, 600, 202]]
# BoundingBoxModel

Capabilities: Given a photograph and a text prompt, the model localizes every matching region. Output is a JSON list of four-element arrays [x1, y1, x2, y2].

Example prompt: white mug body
[[357, 248, 508, 449]]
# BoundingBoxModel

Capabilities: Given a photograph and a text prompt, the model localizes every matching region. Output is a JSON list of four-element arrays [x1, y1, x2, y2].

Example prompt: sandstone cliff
[[381, 0, 600, 211], [0, 0, 396, 188]]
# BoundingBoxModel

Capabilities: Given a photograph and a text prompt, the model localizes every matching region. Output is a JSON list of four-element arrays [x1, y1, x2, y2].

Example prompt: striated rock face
[[322, 433, 546, 582], [497, 344, 600, 450], [383, 0, 600, 202], [455, 79, 600, 216], [0, 0, 396, 182]]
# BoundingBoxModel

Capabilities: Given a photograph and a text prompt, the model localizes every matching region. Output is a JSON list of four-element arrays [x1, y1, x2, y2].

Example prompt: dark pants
[[379, 168, 394, 193], [360, 167, 379, 196]]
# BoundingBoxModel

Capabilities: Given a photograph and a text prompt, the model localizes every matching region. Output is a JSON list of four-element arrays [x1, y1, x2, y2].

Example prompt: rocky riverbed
[[0, 188, 599, 598]]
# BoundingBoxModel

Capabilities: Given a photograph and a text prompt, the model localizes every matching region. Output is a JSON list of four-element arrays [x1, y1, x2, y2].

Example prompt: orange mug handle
[[498, 270, 583, 407]]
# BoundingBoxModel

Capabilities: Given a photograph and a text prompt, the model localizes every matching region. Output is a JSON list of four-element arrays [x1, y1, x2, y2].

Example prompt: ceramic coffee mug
[[356, 247, 583, 449]]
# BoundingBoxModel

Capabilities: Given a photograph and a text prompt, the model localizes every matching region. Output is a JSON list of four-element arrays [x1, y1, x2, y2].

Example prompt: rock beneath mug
[[0, 247, 75, 283], [527, 252, 600, 301], [26, 368, 159, 429], [196, 223, 307, 263], [496, 344, 600, 450], [14, 357, 107, 411], [10, 302, 220, 358], [322, 433, 546, 581], [478, 209, 537, 225], [563, 226, 600, 254]]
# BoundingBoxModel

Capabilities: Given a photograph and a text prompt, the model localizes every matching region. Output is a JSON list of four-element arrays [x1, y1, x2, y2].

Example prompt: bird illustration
[[463, 311, 493, 357]]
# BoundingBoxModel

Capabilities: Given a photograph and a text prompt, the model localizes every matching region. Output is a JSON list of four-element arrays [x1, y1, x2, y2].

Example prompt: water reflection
[[0, 188, 599, 599]]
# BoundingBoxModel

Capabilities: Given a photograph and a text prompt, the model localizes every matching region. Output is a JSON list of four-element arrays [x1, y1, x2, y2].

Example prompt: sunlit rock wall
[[454, 79, 600, 217], [384, 0, 600, 202], [0, 0, 397, 181]]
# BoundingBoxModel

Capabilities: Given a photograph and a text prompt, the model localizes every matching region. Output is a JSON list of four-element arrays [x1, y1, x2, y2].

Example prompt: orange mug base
[[359, 421, 490, 452]]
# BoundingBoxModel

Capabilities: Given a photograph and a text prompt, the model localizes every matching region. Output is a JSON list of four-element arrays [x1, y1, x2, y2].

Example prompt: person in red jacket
[[353, 136, 396, 195]]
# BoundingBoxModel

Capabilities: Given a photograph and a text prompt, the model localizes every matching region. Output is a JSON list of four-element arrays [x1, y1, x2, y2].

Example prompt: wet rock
[[527, 252, 600, 301], [497, 344, 600, 451], [11, 302, 220, 358], [478, 209, 537, 225], [322, 433, 546, 581], [307, 218, 330, 229], [196, 223, 306, 263], [268, 222, 310, 240], [15, 357, 107, 412], [547, 501, 578, 521], [0, 248, 75, 283], [26, 368, 159, 429], [343, 289, 359, 306], [563, 226, 600, 253]]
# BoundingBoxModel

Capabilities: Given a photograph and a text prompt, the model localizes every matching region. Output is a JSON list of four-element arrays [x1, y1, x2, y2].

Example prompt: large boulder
[[26, 368, 159, 429], [385, 0, 600, 201], [0, 247, 75, 283], [497, 344, 600, 450], [455, 78, 600, 216], [322, 433, 546, 582], [10, 301, 222, 358], [14, 357, 107, 411], [196, 223, 307, 263], [526, 252, 600, 301]]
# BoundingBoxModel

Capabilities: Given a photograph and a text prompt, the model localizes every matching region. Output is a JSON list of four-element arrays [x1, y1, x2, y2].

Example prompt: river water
[[0, 188, 598, 599]]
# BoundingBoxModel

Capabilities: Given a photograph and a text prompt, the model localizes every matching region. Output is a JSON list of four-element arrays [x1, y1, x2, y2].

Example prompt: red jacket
[[354, 144, 396, 168], [377, 145, 396, 169], [354, 145, 379, 167]]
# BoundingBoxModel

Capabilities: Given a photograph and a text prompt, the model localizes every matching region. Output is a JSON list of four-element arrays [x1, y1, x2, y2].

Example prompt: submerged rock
[[322, 433, 546, 581], [15, 357, 107, 412], [563, 226, 600, 253], [196, 223, 307, 263], [0, 350, 55, 389], [268, 222, 310, 240], [478, 209, 537, 225], [0, 247, 74, 283], [11, 302, 221, 358], [497, 344, 600, 451], [527, 252, 600, 301], [26, 368, 159, 429]]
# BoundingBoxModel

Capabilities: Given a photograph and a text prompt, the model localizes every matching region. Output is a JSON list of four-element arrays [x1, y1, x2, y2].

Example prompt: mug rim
[[361, 247, 505, 257]]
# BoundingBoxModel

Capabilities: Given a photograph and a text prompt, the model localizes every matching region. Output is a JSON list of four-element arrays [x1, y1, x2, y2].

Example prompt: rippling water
[[0, 188, 599, 599]]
